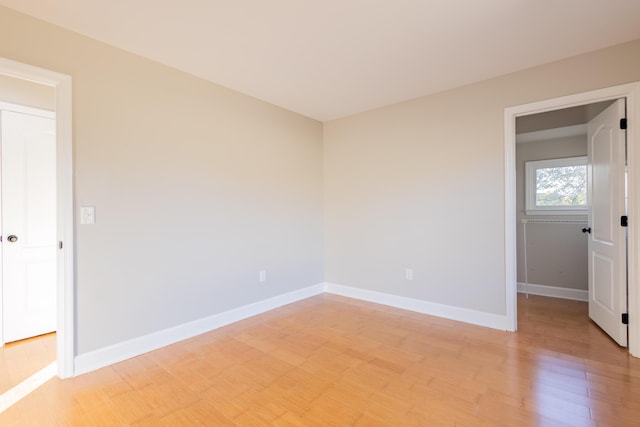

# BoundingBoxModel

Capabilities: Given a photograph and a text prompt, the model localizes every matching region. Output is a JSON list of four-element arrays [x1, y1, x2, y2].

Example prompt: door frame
[[504, 82, 640, 357], [0, 57, 74, 377]]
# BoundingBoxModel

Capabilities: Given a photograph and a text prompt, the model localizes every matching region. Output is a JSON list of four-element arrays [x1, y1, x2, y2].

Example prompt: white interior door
[[587, 98, 627, 346], [1, 107, 57, 343]]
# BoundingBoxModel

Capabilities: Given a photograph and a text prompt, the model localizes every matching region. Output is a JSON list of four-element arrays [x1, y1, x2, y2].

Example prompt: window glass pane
[[535, 165, 586, 207]]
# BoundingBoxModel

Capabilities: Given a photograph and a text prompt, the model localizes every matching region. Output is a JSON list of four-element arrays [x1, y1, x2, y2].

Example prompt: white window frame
[[525, 156, 588, 215]]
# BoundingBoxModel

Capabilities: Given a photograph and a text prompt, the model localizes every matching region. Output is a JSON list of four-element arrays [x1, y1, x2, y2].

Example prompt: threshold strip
[[0, 361, 57, 413]]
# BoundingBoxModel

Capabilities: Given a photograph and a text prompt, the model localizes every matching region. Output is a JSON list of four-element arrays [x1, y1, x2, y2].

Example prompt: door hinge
[[621, 216, 628, 227], [622, 313, 629, 325], [58, 241, 63, 250], [620, 118, 627, 130]]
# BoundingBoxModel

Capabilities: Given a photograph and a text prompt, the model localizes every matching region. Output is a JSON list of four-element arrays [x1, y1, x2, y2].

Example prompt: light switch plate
[[80, 206, 95, 224]]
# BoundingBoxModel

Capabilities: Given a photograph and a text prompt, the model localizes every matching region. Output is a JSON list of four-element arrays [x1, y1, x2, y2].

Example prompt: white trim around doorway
[[0, 57, 74, 378], [504, 82, 640, 357]]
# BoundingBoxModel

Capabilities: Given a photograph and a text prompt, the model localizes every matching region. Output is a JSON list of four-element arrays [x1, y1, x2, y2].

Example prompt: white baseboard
[[324, 282, 509, 331], [75, 281, 518, 376], [74, 283, 325, 376], [517, 282, 588, 302]]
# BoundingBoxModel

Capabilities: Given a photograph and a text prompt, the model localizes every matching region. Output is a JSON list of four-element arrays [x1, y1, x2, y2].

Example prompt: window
[[525, 156, 587, 215]]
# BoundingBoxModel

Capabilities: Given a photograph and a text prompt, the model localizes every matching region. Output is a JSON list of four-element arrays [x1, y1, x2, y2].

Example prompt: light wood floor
[[0, 333, 56, 396], [2, 293, 640, 426]]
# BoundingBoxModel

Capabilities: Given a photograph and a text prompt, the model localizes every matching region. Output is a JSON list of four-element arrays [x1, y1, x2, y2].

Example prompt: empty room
[[1, 1, 640, 425]]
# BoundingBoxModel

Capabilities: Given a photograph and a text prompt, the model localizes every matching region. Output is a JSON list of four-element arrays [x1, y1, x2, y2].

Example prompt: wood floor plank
[[2, 293, 640, 425]]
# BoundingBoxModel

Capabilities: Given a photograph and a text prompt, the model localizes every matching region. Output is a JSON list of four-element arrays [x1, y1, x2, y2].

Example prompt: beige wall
[[516, 136, 588, 290], [0, 6, 323, 355], [0, 73, 54, 110], [324, 38, 640, 316]]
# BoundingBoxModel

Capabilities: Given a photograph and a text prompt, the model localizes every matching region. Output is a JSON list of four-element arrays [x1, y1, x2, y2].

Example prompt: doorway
[[504, 82, 640, 357], [514, 99, 626, 345], [0, 57, 74, 378]]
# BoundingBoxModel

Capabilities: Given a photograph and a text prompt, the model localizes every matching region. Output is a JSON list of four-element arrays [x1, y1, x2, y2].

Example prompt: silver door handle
[[7, 235, 18, 243]]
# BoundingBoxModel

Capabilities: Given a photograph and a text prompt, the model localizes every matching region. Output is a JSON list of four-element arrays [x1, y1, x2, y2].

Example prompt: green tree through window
[[525, 156, 587, 214], [536, 165, 586, 207]]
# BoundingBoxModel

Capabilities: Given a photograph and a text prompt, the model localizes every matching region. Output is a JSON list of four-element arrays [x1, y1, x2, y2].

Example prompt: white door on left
[[1, 107, 56, 343]]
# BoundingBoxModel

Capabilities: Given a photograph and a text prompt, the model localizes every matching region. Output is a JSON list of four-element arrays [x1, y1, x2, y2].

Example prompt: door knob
[[582, 227, 591, 234], [7, 235, 18, 242]]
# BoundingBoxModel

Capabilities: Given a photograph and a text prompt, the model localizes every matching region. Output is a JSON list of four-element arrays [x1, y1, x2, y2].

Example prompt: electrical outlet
[[405, 268, 413, 281], [259, 270, 267, 282]]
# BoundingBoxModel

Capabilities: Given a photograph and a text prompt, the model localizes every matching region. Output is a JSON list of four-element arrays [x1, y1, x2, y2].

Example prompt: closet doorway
[[505, 82, 640, 356], [515, 99, 628, 346]]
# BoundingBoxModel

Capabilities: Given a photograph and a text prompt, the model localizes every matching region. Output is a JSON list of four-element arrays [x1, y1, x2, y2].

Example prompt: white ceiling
[[2, 1, 640, 121]]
